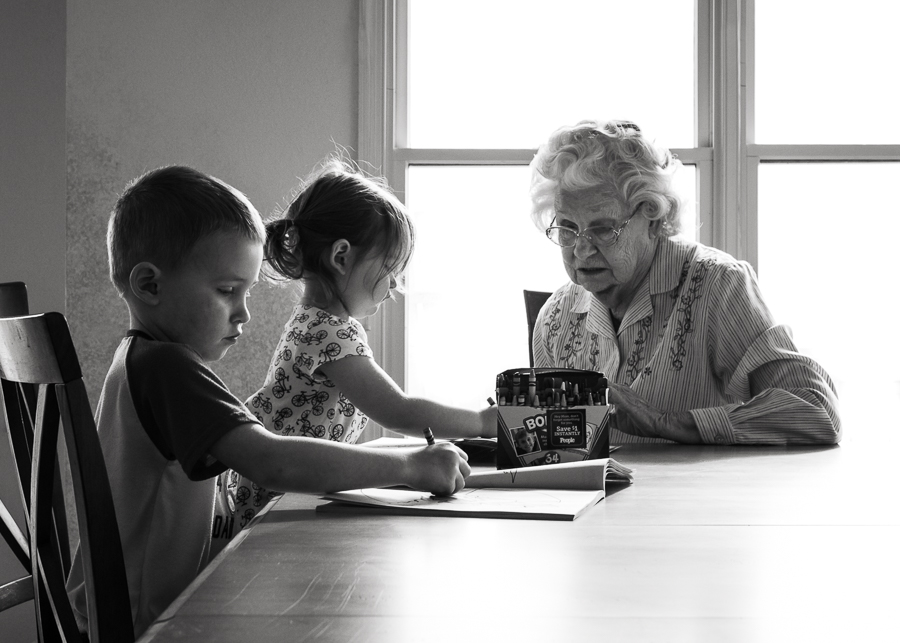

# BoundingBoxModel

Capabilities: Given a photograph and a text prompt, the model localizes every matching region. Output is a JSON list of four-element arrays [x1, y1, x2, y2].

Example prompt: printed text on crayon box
[[548, 410, 587, 448]]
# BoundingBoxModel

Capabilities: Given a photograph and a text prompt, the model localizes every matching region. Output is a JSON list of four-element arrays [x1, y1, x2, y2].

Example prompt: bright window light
[[408, 0, 695, 149], [757, 163, 900, 435], [755, 0, 900, 144]]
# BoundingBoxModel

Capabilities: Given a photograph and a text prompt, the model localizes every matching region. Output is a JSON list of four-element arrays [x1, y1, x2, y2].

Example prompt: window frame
[[359, 0, 900, 395]]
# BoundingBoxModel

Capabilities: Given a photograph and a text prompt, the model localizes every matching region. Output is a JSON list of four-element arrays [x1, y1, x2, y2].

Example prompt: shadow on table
[[263, 508, 321, 524]]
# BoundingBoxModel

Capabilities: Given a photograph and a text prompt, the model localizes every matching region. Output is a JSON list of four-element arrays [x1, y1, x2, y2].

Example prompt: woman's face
[[555, 189, 660, 317]]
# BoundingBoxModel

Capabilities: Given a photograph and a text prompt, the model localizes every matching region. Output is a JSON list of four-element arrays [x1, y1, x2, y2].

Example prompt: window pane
[[408, 0, 695, 149], [405, 164, 696, 410], [755, 1, 900, 144], [757, 163, 900, 436], [405, 166, 566, 408]]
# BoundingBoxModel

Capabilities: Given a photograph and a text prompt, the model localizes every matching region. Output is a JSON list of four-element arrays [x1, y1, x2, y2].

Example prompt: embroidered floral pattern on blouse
[[587, 332, 602, 372], [561, 314, 588, 368], [544, 296, 564, 358], [670, 258, 713, 370], [625, 316, 653, 385], [671, 259, 691, 300]]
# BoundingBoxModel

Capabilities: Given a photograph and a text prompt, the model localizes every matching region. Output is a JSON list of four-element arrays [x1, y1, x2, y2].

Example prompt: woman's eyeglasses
[[545, 210, 637, 248]]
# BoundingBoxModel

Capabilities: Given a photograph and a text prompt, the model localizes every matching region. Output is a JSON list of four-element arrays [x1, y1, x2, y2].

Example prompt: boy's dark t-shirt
[[66, 330, 260, 637]]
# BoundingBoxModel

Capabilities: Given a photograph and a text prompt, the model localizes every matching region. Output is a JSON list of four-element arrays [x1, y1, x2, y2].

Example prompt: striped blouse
[[533, 236, 841, 445]]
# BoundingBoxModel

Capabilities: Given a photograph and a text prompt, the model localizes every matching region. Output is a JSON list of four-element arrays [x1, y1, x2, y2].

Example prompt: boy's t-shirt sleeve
[[126, 338, 261, 480]]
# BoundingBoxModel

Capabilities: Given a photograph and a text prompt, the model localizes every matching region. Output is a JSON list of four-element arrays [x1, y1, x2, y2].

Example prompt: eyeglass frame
[[545, 205, 641, 249]]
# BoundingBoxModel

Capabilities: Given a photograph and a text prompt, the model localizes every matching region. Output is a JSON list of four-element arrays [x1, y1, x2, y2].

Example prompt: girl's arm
[[210, 422, 470, 495], [319, 356, 497, 439]]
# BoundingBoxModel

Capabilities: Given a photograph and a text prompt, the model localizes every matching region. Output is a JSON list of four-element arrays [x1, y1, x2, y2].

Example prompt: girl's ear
[[328, 239, 355, 275], [129, 262, 162, 305]]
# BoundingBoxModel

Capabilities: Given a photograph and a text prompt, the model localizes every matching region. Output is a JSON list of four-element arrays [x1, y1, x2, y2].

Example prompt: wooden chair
[[0, 312, 134, 641], [524, 290, 552, 367], [0, 281, 35, 615], [1, 281, 71, 624]]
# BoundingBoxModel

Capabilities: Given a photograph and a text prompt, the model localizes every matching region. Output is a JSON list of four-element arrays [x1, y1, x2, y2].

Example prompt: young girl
[[216, 156, 495, 535]]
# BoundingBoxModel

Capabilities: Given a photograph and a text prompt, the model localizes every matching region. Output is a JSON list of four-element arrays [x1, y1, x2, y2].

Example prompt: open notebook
[[317, 458, 633, 521]]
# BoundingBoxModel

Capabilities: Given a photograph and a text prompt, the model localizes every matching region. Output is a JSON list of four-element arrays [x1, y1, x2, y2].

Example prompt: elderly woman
[[529, 119, 840, 445]]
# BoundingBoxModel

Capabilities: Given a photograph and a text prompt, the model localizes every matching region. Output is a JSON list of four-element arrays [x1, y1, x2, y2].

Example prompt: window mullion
[[712, 0, 751, 265], [359, 0, 406, 438]]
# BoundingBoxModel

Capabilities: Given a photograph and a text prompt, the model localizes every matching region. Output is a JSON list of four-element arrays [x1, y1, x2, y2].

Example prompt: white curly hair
[[529, 119, 683, 236]]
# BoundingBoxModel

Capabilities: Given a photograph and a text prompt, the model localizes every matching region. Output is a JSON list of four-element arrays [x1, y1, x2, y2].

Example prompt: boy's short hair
[[107, 165, 265, 294]]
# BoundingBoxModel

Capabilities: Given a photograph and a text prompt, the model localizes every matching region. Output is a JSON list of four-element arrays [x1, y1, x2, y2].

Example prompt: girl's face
[[340, 249, 398, 319]]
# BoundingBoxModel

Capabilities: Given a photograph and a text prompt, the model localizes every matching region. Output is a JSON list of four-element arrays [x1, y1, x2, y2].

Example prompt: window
[[360, 0, 900, 437]]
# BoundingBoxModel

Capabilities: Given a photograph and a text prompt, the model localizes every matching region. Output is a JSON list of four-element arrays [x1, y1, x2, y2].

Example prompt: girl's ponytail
[[264, 219, 304, 281]]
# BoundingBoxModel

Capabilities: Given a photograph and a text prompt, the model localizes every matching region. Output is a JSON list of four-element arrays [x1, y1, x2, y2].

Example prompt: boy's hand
[[404, 443, 471, 496]]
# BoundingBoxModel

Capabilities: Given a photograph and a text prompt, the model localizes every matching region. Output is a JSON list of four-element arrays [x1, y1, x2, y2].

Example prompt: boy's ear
[[129, 262, 163, 305], [328, 239, 355, 275]]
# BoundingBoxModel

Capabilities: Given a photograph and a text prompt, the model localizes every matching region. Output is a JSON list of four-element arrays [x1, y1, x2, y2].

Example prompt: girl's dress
[[246, 303, 372, 443], [211, 304, 373, 553]]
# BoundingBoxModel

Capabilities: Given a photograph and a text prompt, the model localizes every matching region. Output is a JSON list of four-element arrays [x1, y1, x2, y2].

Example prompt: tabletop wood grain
[[138, 440, 900, 643]]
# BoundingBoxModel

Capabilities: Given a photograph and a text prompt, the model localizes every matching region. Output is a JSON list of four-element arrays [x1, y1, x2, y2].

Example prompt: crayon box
[[495, 368, 611, 470]]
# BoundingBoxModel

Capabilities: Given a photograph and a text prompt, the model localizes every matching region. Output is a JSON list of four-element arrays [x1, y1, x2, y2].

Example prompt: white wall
[[66, 0, 360, 405], [1, 0, 66, 638]]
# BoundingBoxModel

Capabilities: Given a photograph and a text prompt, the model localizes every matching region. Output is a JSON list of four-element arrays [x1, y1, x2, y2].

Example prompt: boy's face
[[517, 432, 536, 452], [153, 231, 263, 362]]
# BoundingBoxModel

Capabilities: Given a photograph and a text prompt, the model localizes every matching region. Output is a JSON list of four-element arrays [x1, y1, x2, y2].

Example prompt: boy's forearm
[[212, 425, 406, 492], [246, 434, 413, 493], [213, 423, 471, 497]]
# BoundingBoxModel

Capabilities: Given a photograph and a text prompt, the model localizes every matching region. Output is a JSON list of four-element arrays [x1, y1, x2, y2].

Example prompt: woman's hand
[[607, 382, 702, 443]]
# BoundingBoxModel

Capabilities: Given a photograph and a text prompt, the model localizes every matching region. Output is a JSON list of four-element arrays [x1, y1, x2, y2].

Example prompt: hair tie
[[282, 223, 300, 250]]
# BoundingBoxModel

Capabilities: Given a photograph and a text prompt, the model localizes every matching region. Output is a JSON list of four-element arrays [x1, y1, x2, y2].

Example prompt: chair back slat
[[31, 386, 81, 640], [58, 381, 133, 640], [2, 378, 36, 516], [0, 312, 134, 642], [0, 575, 35, 612], [0, 500, 30, 569], [0, 314, 80, 384]]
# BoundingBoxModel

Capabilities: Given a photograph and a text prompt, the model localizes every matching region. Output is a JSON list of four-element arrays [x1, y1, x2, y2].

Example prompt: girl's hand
[[479, 406, 498, 439], [403, 443, 470, 496], [607, 382, 702, 444]]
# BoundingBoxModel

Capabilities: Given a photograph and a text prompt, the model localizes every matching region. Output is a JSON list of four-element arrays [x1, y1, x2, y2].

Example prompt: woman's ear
[[328, 239, 355, 275], [129, 262, 162, 305]]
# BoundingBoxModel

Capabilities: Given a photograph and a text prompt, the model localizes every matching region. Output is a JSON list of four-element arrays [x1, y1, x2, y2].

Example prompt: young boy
[[65, 166, 470, 637]]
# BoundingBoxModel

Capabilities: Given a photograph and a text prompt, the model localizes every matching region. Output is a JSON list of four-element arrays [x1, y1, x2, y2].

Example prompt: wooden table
[[138, 440, 899, 642]]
